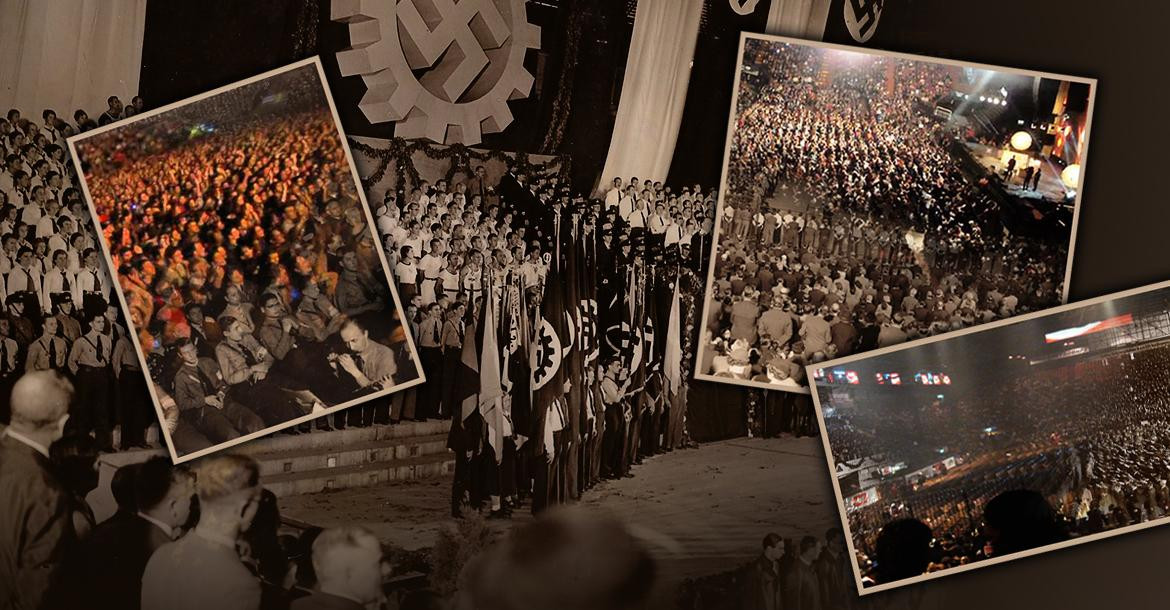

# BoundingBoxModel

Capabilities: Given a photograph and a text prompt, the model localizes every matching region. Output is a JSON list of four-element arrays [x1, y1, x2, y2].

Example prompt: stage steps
[[232, 419, 456, 497]]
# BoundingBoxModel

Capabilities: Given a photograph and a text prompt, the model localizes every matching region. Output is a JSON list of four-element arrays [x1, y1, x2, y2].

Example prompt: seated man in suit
[[216, 316, 305, 428], [291, 526, 385, 610], [173, 340, 265, 444]]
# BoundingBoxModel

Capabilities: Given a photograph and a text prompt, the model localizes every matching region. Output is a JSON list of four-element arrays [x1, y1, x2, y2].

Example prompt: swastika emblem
[[332, 0, 541, 145], [727, 0, 762, 16], [844, 0, 884, 44]]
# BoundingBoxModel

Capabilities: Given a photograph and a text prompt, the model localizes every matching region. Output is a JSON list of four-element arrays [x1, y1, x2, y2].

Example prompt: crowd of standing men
[[700, 41, 1068, 388], [375, 168, 717, 517], [0, 98, 152, 452]]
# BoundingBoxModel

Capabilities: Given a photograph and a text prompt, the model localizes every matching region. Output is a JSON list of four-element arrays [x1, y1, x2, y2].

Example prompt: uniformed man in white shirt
[[40, 250, 74, 315], [74, 248, 109, 311], [67, 313, 113, 449], [600, 356, 631, 479], [6, 247, 41, 311], [604, 177, 623, 209], [615, 184, 636, 221]]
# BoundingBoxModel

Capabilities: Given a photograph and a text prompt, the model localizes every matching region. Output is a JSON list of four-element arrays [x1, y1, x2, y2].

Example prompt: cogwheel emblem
[[331, 0, 540, 145]]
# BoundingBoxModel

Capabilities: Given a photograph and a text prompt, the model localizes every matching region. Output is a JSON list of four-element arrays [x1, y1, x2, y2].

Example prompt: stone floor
[[279, 435, 841, 582]]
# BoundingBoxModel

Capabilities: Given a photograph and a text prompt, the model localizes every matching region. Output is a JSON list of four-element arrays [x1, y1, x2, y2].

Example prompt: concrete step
[[231, 419, 451, 456], [262, 452, 456, 497], [247, 433, 450, 478]]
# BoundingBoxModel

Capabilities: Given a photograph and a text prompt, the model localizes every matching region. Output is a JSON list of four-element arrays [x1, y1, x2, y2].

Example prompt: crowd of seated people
[[824, 345, 1170, 585], [700, 40, 1067, 388], [72, 66, 418, 456], [0, 98, 151, 452]]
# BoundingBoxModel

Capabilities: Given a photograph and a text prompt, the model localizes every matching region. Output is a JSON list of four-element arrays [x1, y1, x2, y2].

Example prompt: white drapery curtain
[[766, 0, 833, 39], [599, 0, 705, 190], [0, 0, 147, 120]]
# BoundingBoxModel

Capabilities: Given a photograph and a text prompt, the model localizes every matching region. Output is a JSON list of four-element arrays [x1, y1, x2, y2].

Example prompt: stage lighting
[[1010, 131, 1033, 151], [979, 96, 986, 102], [1061, 164, 1081, 188]]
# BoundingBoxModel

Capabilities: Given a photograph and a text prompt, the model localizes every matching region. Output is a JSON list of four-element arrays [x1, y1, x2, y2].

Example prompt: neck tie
[[239, 341, 259, 366], [93, 271, 102, 293], [61, 272, 70, 294], [195, 365, 215, 394], [0, 340, 7, 374], [432, 320, 440, 344], [46, 338, 57, 368], [94, 336, 106, 365]]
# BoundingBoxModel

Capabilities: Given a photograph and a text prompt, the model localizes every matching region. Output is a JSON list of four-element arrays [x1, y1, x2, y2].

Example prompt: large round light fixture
[[1061, 164, 1081, 188], [1010, 131, 1033, 151]]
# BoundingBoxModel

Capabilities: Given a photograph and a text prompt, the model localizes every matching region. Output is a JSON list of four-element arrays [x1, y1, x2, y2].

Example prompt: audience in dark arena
[[825, 346, 1170, 586]]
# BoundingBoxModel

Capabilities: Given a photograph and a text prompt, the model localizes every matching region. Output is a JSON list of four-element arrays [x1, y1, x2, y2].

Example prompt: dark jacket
[[741, 554, 783, 610], [0, 433, 75, 610], [54, 514, 172, 610]]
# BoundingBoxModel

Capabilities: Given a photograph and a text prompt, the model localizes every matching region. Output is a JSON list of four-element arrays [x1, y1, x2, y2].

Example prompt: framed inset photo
[[695, 32, 1095, 394], [809, 278, 1170, 594], [68, 58, 424, 463]]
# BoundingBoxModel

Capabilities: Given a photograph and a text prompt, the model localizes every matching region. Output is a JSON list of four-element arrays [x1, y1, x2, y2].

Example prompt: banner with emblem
[[502, 271, 530, 446], [823, 0, 886, 45], [530, 233, 568, 460], [846, 487, 881, 512], [478, 282, 506, 461]]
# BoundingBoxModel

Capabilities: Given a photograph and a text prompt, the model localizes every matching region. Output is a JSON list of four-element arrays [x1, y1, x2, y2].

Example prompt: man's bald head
[[312, 526, 384, 603], [10, 371, 72, 435]]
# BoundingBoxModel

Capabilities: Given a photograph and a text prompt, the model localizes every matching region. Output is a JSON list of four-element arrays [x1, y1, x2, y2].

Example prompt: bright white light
[[1010, 131, 1033, 151]]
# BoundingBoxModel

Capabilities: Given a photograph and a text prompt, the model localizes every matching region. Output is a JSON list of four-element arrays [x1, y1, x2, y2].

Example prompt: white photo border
[[806, 277, 1170, 596], [67, 56, 426, 464], [692, 31, 1097, 395]]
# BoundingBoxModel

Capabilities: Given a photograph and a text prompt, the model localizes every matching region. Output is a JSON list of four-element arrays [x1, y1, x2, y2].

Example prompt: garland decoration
[[539, 0, 587, 154], [348, 137, 571, 195]]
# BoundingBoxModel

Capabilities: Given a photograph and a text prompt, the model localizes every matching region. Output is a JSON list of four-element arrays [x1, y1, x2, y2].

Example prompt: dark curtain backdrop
[[138, 0, 318, 105], [685, 380, 751, 442], [665, 0, 769, 190]]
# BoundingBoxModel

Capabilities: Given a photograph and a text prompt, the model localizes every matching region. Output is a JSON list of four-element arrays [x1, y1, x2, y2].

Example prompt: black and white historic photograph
[[697, 34, 1095, 392], [68, 59, 424, 461], [813, 279, 1170, 593]]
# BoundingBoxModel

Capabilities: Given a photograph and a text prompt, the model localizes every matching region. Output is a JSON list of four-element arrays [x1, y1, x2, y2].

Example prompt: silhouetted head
[[111, 462, 144, 515], [874, 518, 932, 584], [455, 507, 657, 610], [984, 489, 1068, 556]]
